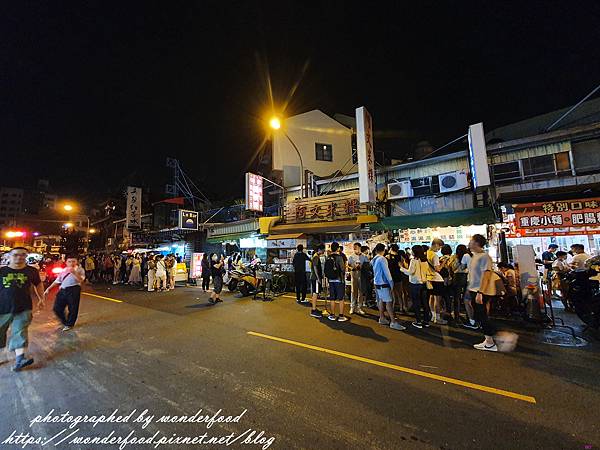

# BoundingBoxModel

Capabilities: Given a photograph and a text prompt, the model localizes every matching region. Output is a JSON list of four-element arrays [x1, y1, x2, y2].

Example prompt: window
[[410, 176, 439, 196], [315, 143, 333, 161], [522, 152, 571, 180], [555, 152, 571, 172], [492, 161, 521, 182]]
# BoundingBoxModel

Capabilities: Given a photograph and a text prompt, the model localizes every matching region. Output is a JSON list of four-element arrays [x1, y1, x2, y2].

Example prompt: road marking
[[247, 331, 537, 404], [82, 292, 124, 303]]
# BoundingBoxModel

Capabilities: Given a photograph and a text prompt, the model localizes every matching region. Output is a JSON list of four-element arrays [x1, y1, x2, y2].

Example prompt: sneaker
[[422, 322, 430, 328], [328, 314, 337, 321], [147, 289, 155, 292], [356, 308, 366, 315], [349, 307, 355, 315], [300, 299, 310, 304], [411, 321, 423, 329], [62, 326, 72, 331], [208, 298, 215, 304], [463, 321, 479, 330], [378, 317, 390, 325], [337, 315, 348, 322], [215, 298, 223, 303], [12, 356, 34, 372], [474, 341, 498, 352], [390, 322, 406, 331], [310, 309, 323, 318]]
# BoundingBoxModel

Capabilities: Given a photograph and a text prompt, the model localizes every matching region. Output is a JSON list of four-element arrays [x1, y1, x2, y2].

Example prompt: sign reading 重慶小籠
[[514, 198, 600, 229], [356, 106, 376, 203], [126, 186, 142, 230], [178, 209, 199, 230], [283, 191, 368, 224]]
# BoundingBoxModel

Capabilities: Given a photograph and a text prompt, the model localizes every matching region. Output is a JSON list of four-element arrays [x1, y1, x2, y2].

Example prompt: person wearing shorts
[[209, 254, 225, 304], [326, 242, 348, 322], [0, 247, 45, 372], [426, 239, 448, 325], [371, 243, 405, 331]]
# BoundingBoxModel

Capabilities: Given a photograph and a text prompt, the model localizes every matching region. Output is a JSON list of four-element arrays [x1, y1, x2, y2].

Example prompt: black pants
[[410, 283, 429, 324], [201, 275, 210, 291], [295, 271, 307, 301], [469, 291, 496, 336], [53, 285, 81, 327], [452, 273, 468, 318]]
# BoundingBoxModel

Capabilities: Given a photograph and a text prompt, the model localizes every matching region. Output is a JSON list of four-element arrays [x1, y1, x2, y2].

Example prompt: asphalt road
[[1, 283, 599, 450]]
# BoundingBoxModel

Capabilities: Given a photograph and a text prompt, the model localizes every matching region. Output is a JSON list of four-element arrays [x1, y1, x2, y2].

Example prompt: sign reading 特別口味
[[514, 198, 600, 233]]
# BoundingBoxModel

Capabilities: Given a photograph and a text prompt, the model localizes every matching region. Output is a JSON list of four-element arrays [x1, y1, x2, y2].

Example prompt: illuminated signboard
[[245, 172, 263, 212], [467, 123, 491, 189], [178, 209, 199, 230], [356, 106, 376, 203]]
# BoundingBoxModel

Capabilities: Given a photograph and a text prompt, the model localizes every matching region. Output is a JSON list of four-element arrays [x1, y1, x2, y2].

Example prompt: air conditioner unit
[[439, 170, 469, 193], [387, 181, 413, 200]]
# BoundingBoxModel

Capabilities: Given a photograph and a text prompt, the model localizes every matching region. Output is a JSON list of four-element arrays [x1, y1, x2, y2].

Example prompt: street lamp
[[269, 116, 305, 198], [63, 204, 74, 212]]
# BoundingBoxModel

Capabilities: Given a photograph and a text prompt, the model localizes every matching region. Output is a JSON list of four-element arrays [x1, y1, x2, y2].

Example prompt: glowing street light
[[63, 204, 74, 212], [269, 117, 281, 130], [64, 222, 74, 229], [89, 228, 97, 234], [5, 231, 25, 238], [268, 115, 305, 197]]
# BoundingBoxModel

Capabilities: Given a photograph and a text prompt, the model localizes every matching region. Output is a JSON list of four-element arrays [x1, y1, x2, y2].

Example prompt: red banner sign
[[514, 198, 600, 229]]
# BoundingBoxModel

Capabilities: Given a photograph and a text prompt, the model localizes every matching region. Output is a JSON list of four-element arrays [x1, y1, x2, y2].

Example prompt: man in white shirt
[[45, 255, 86, 331], [570, 244, 590, 270]]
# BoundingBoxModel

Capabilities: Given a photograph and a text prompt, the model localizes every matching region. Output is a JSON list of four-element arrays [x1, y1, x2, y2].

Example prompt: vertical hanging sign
[[356, 106, 376, 203], [126, 186, 142, 230], [245, 172, 264, 212], [468, 122, 491, 189]]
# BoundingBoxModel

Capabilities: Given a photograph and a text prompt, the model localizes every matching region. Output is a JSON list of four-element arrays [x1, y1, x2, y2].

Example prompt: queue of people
[[293, 234, 507, 352]]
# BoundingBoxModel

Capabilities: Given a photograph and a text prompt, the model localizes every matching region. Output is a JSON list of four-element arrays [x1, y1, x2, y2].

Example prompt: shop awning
[[370, 207, 498, 231], [266, 233, 305, 240], [205, 231, 258, 244]]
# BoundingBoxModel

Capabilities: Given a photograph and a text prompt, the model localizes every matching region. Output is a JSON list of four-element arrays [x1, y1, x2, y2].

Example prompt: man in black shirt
[[0, 247, 45, 371], [293, 244, 310, 303], [541, 244, 558, 290]]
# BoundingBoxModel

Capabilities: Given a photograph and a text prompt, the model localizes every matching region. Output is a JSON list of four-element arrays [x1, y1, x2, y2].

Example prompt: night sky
[[2, 1, 600, 203]]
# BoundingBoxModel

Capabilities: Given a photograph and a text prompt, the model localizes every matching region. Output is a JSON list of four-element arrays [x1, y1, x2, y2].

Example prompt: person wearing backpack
[[426, 239, 447, 325], [324, 242, 348, 322]]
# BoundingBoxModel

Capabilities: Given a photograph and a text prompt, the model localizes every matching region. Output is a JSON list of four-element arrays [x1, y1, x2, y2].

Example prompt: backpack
[[480, 270, 507, 297], [324, 255, 341, 280]]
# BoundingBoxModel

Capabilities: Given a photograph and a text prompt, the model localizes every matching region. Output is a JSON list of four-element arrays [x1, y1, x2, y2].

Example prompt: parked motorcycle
[[227, 262, 260, 296]]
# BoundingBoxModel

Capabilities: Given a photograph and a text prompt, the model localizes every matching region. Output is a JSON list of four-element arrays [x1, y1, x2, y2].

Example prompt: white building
[[272, 110, 355, 188]]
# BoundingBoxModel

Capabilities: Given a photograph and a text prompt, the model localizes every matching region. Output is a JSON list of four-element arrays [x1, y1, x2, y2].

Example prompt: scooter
[[227, 260, 260, 296]]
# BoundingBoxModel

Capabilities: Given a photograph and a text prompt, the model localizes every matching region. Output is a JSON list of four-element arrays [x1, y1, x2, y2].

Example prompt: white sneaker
[[378, 317, 390, 325], [390, 322, 406, 331], [62, 326, 72, 332], [357, 308, 366, 315], [349, 307, 355, 315], [473, 341, 498, 352]]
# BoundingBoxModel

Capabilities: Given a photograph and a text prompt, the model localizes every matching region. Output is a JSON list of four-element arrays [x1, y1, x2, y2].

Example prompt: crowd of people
[[293, 234, 512, 352], [78, 252, 182, 291]]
